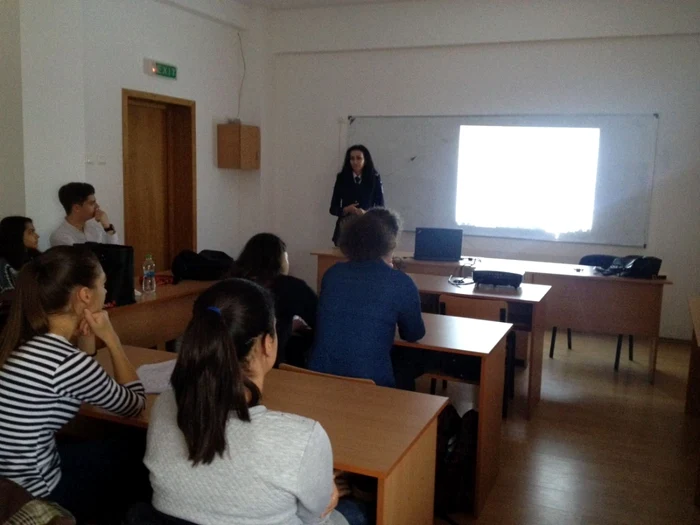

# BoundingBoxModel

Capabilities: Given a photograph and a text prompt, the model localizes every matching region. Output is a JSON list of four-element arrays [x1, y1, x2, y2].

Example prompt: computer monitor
[[413, 228, 463, 262]]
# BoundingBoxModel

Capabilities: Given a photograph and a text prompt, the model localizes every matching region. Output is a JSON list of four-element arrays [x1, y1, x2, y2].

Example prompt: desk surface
[[397, 312, 511, 357], [312, 248, 671, 286], [113, 279, 214, 313], [84, 346, 448, 479], [408, 272, 550, 304]]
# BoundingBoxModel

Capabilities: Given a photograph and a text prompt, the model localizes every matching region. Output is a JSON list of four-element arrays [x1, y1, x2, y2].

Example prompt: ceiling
[[238, 0, 413, 9]]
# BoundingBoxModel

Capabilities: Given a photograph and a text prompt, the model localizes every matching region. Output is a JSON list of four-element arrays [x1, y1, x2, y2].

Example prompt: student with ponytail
[[144, 279, 356, 525], [0, 246, 146, 521]]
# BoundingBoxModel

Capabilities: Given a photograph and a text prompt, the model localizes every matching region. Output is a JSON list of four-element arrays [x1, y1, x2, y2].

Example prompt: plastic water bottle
[[142, 254, 156, 295]]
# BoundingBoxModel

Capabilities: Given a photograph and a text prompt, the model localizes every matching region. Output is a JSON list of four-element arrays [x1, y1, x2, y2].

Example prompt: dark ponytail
[[0, 246, 102, 369], [171, 278, 276, 465]]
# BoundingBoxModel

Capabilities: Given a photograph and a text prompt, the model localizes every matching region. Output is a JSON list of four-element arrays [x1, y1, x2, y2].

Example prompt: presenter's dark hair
[[0, 246, 101, 369], [230, 233, 287, 285], [171, 278, 276, 465], [0, 216, 40, 270], [339, 207, 401, 262], [58, 182, 96, 215], [341, 144, 376, 179]]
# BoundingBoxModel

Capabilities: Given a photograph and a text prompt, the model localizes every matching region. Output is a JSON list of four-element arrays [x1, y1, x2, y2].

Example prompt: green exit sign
[[154, 62, 177, 79]]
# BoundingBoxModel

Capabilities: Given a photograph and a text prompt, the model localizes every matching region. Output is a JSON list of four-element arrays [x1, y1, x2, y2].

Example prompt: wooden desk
[[312, 248, 671, 383], [395, 313, 511, 515], [107, 279, 213, 349], [82, 346, 448, 525], [408, 274, 550, 419]]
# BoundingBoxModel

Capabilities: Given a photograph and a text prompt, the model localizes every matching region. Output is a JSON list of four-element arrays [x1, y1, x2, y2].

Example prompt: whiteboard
[[347, 114, 658, 247]]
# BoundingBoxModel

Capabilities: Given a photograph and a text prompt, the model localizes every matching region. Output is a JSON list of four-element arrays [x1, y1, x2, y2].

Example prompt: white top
[[145, 390, 348, 525], [49, 219, 120, 247]]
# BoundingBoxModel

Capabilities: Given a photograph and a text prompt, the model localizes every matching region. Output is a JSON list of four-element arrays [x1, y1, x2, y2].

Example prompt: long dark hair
[[229, 233, 287, 285], [339, 207, 401, 262], [0, 246, 102, 368], [171, 278, 276, 465], [340, 144, 377, 180], [0, 216, 40, 270]]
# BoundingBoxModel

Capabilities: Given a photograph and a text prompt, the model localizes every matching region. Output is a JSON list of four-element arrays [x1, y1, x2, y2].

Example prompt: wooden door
[[125, 100, 169, 272], [122, 89, 196, 274]]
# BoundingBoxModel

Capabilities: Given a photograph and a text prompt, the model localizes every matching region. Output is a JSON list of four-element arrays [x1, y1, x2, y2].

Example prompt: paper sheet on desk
[[137, 360, 176, 394]]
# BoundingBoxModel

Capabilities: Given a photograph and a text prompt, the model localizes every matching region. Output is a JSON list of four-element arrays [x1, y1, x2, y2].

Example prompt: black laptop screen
[[414, 228, 463, 261]]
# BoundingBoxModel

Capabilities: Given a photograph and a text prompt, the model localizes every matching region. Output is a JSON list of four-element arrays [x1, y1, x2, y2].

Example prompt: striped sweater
[[0, 333, 146, 496]]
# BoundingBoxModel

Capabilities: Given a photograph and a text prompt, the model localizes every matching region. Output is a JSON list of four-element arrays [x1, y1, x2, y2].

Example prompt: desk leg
[[686, 331, 700, 415], [376, 418, 437, 525], [648, 336, 659, 384], [474, 339, 505, 516], [527, 300, 546, 419]]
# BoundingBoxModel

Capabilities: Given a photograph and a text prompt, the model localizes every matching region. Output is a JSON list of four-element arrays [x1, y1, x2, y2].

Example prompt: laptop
[[413, 228, 463, 262]]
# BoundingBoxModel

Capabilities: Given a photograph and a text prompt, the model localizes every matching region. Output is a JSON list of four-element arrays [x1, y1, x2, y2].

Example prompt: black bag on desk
[[435, 405, 479, 520], [78, 243, 135, 306], [171, 249, 233, 283], [600, 256, 662, 279]]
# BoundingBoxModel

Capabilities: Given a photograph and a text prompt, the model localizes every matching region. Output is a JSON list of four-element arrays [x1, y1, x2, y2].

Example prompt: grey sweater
[[144, 390, 348, 525]]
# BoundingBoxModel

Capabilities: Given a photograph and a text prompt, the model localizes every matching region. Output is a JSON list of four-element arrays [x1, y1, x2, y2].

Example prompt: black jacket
[[329, 170, 385, 244], [269, 274, 318, 365]]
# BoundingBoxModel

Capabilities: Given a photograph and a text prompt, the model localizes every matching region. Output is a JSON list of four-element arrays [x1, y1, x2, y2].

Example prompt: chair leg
[[503, 332, 516, 419], [549, 326, 558, 358], [442, 380, 448, 390], [507, 331, 516, 399], [430, 378, 437, 395], [629, 335, 634, 361], [567, 328, 572, 350], [615, 335, 623, 371]]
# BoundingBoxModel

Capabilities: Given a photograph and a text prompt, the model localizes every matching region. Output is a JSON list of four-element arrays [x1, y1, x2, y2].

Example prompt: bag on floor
[[171, 250, 233, 283], [434, 406, 479, 520]]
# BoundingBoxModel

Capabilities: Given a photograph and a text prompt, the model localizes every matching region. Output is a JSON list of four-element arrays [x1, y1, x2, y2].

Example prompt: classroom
[[1, 0, 699, 524]]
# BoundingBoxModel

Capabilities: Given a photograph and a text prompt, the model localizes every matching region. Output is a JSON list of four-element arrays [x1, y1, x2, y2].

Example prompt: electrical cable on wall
[[237, 31, 247, 121]]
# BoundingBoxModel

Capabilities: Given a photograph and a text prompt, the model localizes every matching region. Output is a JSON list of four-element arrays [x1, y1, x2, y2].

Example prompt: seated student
[[309, 208, 426, 389], [230, 233, 317, 366], [0, 246, 146, 522], [143, 279, 355, 525], [0, 216, 40, 293], [49, 182, 120, 246]]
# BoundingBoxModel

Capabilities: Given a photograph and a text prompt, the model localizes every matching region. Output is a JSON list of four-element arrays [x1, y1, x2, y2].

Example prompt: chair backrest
[[279, 363, 376, 385], [579, 254, 617, 268], [438, 295, 507, 322]]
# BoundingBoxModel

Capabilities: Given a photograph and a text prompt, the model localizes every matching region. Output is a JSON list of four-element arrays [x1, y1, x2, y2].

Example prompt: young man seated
[[49, 182, 120, 246]]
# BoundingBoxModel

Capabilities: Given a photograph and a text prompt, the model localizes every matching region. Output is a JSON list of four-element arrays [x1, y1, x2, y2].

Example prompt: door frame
[[121, 88, 197, 264]]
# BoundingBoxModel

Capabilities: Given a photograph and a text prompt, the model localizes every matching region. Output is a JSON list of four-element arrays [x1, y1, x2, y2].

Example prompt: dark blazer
[[329, 170, 385, 245]]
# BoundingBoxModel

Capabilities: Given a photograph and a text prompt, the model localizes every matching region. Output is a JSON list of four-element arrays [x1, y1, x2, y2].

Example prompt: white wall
[[0, 0, 25, 218], [82, 0, 263, 258], [19, 0, 87, 248], [266, 1, 700, 339], [7, 0, 262, 257]]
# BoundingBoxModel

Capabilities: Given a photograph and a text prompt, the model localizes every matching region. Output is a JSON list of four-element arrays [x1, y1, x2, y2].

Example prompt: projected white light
[[456, 125, 600, 238]]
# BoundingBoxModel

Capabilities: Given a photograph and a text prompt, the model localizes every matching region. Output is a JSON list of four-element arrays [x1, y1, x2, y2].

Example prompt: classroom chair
[[279, 363, 376, 385], [549, 254, 634, 370], [429, 295, 515, 418]]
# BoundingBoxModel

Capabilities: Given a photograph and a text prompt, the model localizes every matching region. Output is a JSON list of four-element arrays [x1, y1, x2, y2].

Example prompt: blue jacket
[[309, 260, 425, 387]]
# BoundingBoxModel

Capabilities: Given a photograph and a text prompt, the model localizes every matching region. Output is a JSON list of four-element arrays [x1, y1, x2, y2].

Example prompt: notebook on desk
[[413, 228, 463, 262]]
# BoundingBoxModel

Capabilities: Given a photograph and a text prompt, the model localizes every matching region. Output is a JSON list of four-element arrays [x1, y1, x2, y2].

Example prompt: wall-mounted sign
[[144, 59, 177, 80]]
